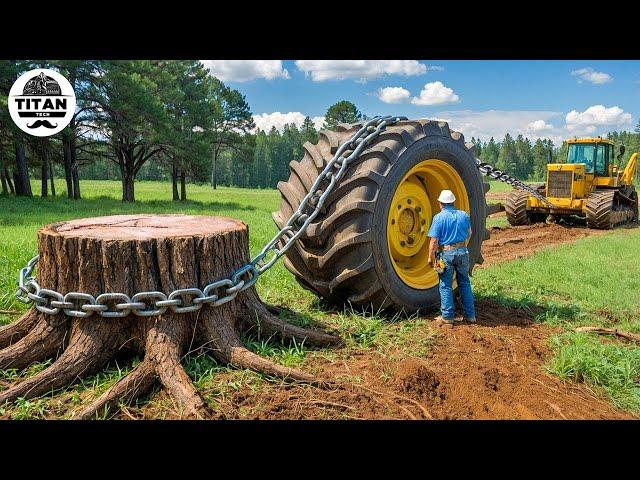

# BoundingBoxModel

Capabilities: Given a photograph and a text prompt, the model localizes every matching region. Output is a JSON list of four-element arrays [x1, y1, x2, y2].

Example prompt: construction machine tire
[[272, 119, 489, 313], [623, 185, 638, 223], [586, 190, 617, 229], [505, 190, 532, 226]]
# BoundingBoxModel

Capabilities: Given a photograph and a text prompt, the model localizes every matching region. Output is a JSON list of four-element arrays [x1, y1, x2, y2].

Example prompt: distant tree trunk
[[62, 132, 74, 198], [70, 124, 81, 199], [121, 171, 135, 202], [72, 165, 80, 199], [49, 159, 55, 197], [5, 165, 15, 194], [180, 170, 186, 201], [41, 159, 48, 198], [172, 161, 179, 201], [211, 149, 217, 190], [13, 132, 32, 197]]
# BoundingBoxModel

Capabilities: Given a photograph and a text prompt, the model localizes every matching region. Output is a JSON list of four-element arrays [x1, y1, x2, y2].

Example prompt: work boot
[[463, 317, 477, 324], [433, 315, 455, 329]]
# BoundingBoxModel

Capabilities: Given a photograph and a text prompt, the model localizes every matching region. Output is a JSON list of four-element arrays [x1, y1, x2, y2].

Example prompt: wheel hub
[[387, 159, 470, 289]]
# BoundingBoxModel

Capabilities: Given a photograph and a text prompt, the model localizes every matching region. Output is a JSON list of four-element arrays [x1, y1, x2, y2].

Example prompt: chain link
[[14, 116, 407, 317], [475, 158, 555, 208]]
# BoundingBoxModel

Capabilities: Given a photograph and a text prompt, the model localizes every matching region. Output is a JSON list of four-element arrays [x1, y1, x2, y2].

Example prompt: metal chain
[[15, 115, 407, 317], [475, 158, 555, 208]]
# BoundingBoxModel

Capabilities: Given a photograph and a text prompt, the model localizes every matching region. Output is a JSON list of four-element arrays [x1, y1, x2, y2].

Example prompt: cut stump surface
[[0, 214, 341, 419]]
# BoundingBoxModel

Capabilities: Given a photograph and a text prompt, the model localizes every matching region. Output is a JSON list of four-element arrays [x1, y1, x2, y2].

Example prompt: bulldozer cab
[[566, 138, 615, 177]]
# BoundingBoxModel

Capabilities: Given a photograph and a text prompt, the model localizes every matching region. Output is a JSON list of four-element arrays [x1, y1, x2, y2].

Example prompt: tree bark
[[171, 161, 179, 201], [6, 166, 14, 194], [41, 155, 48, 198], [13, 131, 32, 197], [180, 170, 186, 201], [0, 214, 340, 418], [211, 149, 217, 190], [62, 132, 74, 198], [49, 158, 55, 197], [1, 168, 7, 194], [70, 127, 81, 199]]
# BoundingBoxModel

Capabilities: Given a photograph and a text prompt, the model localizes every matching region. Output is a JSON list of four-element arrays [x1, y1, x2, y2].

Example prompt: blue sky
[[201, 60, 640, 144]]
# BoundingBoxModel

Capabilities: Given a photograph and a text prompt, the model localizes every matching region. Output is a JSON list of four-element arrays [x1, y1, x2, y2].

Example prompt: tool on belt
[[433, 251, 446, 275]]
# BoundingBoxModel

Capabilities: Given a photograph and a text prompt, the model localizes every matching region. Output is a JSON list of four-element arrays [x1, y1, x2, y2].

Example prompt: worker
[[427, 189, 476, 328]]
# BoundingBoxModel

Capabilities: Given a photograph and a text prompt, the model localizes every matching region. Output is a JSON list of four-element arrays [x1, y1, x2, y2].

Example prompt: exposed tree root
[[0, 310, 41, 349], [229, 346, 316, 383], [575, 326, 640, 344], [146, 317, 211, 419], [203, 313, 319, 384], [0, 339, 109, 404], [75, 359, 156, 420], [0, 315, 68, 370], [244, 298, 343, 348]]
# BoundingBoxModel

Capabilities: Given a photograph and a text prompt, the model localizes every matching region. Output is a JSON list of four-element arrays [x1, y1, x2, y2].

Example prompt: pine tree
[[482, 137, 500, 166], [301, 116, 318, 143], [498, 133, 517, 173], [323, 101, 362, 130]]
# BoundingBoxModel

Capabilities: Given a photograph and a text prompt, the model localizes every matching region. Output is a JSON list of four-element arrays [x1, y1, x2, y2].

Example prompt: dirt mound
[[395, 359, 442, 400], [169, 298, 631, 420], [478, 223, 606, 268]]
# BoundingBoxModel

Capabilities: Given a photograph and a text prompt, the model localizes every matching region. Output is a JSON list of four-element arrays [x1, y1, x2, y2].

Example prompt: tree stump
[[0, 214, 341, 418]]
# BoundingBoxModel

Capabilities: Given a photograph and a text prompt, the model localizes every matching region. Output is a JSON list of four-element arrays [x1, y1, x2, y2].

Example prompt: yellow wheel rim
[[387, 159, 470, 289]]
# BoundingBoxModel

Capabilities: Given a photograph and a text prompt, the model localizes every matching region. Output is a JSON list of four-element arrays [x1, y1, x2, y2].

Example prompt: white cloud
[[526, 119, 554, 133], [433, 110, 563, 143], [428, 66, 445, 72], [294, 60, 426, 82], [377, 86, 411, 104], [252, 112, 325, 133], [565, 105, 632, 135], [571, 67, 613, 85], [201, 60, 289, 82], [411, 81, 460, 106]]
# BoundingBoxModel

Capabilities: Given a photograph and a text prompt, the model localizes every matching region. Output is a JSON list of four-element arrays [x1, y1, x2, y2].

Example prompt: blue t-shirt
[[427, 205, 471, 246]]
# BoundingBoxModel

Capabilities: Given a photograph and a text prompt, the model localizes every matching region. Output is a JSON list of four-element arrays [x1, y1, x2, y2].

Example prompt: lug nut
[[391, 219, 395, 225], [407, 199, 412, 204], [416, 206, 421, 212], [400, 240, 406, 247]]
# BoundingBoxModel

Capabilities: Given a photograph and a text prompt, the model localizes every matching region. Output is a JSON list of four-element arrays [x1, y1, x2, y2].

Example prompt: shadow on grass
[[303, 289, 591, 330]]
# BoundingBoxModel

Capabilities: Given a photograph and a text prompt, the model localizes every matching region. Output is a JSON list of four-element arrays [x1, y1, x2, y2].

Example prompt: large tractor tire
[[504, 190, 546, 226], [272, 119, 490, 313], [504, 190, 531, 226]]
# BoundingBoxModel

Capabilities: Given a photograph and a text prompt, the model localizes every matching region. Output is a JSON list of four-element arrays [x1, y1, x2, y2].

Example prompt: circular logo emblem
[[8, 68, 76, 137]]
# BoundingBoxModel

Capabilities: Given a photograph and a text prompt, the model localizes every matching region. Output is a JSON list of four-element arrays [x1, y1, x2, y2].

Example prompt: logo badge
[[8, 68, 76, 137]]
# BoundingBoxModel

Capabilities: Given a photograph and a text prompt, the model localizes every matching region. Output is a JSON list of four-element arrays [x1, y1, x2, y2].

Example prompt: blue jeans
[[438, 247, 476, 321]]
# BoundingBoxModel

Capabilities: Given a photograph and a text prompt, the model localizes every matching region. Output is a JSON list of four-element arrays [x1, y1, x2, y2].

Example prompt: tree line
[[1, 61, 638, 201]]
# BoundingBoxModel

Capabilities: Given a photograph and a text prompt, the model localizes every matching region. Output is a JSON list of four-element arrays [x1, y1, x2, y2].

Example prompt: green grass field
[[1, 179, 639, 418]]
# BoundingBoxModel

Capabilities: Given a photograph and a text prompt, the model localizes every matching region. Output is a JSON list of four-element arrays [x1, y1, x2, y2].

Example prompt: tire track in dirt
[[478, 223, 608, 268]]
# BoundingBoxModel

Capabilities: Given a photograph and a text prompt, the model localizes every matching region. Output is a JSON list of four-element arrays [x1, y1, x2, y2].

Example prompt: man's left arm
[[427, 215, 441, 266], [429, 236, 439, 266]]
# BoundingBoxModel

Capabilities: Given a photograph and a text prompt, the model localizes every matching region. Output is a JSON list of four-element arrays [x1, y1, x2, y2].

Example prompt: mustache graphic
[[27, 120, 58, 129]]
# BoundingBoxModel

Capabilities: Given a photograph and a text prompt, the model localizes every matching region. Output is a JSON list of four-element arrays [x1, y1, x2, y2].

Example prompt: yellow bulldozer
[[505, 137, 638, 229]]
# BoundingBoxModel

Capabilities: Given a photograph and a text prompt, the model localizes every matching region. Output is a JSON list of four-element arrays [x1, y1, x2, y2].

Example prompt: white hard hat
[[437, 189, 456, 204]]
